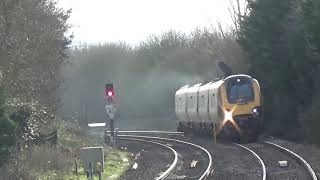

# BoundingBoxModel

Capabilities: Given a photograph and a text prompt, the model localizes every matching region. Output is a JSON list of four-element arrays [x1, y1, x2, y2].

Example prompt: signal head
[[105, 83, 115, 97]]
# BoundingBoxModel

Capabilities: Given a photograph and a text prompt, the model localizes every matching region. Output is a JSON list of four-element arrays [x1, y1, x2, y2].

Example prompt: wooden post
[[75, 159, 78, 175], [97, 162, 102, 180], [89, 162, 93, 180], [86, 170, 90, 179]]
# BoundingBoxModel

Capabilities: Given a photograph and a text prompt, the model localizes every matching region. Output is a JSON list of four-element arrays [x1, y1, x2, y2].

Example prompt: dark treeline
[[60, 29, 247, 130], [239, 0, 320, 142]]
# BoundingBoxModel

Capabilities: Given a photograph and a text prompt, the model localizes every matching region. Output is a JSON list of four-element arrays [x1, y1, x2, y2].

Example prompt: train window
[[190, 96, 192, 99], [226, 78, 254, 103], [212, 93, 215, 96], [202, 95, 204, 98]]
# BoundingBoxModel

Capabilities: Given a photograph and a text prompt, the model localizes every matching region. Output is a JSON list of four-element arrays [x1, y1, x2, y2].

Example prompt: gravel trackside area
[[117, 134, 320, 180], [267, 138, 320, 178], [155, 139, 209, 179], [181, 136, 262, 180], [118, 139, 174, 180], [246, 143, 308, 180]]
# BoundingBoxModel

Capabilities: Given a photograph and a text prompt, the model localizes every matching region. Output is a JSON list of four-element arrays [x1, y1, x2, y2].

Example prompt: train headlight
[[224, 110, 233, 121], [252, 108, 260, 116]]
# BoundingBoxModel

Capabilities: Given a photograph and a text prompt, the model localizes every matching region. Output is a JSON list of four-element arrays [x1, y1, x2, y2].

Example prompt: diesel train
[[175, 74, 263, 140]]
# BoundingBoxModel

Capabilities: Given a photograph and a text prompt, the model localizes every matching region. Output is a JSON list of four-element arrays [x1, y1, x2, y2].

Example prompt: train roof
[[176, 74, 255, 91], [176, 84, 190, 95], [224, 74, 252, 80], [180, 85, 189, 89]]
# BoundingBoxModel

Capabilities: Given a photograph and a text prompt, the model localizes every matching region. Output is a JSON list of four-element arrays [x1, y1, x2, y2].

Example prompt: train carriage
[[175, 85, 189, 131], [198, 83, 212, 127], [175, 74, 262, 141], [186, 83, 202, 130]]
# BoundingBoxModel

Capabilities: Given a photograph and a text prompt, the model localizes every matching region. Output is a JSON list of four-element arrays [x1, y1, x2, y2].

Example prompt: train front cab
[[219, 75, 262, 140]]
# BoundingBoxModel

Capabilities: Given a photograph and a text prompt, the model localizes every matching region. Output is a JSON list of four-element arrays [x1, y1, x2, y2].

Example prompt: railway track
[[235, 141, 318, 180], [113, 130, 317, 179], [118, 134, 213, 180], [119, 137, 178, 180], [234, 143, 266, 180], [106, 130, 184, 136]]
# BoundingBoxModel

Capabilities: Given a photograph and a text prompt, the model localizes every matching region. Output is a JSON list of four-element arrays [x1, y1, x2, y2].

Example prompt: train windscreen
[[226, 78, 254, 104]]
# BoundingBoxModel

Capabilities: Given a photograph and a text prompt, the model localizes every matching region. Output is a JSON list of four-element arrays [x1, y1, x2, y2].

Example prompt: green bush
[[300, 94, 320, 145], [238, 0, 320, 139], [0, 87, 16, 166]]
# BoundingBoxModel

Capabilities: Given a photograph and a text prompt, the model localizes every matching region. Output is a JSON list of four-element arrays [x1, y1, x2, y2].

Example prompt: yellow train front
[[175, 74, 263, 141]]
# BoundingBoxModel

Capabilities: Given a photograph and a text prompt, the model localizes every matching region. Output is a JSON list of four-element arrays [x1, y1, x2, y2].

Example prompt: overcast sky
[[58, 0, 234, 46]]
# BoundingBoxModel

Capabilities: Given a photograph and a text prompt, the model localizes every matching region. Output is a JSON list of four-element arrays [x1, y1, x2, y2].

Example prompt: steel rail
[[118, 135, 213, 180], [106, 130, 184, 135], [119, 137, 178, 180], [263, 141, 318, 180], [234, 143, 267, 180]]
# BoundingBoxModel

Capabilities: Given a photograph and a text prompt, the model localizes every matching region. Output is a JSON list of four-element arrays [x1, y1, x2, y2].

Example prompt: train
[[175, 74, 263, 141]]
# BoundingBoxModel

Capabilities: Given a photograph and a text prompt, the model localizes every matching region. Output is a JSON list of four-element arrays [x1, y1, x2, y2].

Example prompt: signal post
[[105, 83, 117, 147]]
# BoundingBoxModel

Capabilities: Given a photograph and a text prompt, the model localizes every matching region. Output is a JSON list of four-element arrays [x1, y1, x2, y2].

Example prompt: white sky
[[58, 0, 233, 46]]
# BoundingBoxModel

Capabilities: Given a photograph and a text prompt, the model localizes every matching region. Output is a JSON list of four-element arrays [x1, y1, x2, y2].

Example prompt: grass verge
[[64, 147, 131, 180], [1, 120, 131, 180]]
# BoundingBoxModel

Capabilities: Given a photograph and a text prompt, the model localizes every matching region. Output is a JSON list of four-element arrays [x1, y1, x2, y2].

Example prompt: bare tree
[[228, 0, 250, 34], [0, 0, 72, 113]]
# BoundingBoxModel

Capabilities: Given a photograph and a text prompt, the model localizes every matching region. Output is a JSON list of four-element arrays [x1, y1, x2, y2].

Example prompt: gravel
[[117, 134, 320, 180], [266, 138, 320, 179], [152, 139, 209, 179], [180, 136, 262, 180], [118, 139, 175, 180], [246, 142, 308, 180]]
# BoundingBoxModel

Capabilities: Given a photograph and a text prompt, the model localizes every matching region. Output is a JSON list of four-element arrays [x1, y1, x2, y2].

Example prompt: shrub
[[3, 145, 72, 180], [0, 87, 16, 166], [300, 94, 320, 145]]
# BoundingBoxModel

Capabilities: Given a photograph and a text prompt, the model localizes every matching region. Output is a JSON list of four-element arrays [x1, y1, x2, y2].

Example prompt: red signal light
[[107, 90, 113, 97], [105, 83, 115, 100]]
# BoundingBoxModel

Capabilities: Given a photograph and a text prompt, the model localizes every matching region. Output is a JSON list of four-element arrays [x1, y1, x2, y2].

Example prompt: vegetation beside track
[[0, 119, 131, 179], [64, 147, 131, 180], [238, 0, 320, 143]]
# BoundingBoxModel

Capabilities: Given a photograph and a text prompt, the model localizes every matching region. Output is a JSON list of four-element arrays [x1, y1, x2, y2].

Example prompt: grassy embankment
[[37, 121, 131, 180]]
